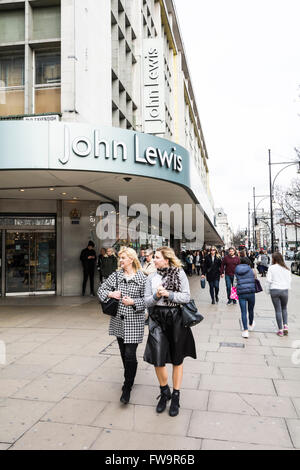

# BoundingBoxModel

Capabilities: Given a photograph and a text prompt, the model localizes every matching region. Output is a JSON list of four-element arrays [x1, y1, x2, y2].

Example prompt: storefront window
[[0, 55, 25, 116], [35, 51, 61, 114]]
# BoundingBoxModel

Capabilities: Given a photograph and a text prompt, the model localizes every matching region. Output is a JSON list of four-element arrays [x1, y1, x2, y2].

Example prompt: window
[[34, 51, 61, 114], [0, 55, 24, 116]]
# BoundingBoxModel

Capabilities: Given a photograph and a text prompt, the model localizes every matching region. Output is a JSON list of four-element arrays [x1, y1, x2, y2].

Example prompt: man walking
[[80, 241, 97, 296], [220, 247, 240, 304]]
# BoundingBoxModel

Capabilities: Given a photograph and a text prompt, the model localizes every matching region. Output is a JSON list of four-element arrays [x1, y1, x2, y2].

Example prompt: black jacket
[[203, 255, 222, 282], [101, 255, 118, 278], [80, 248, 96, 270]]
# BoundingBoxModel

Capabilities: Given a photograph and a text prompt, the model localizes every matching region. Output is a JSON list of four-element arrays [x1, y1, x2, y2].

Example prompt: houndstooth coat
[[98, 269, 147, 344]]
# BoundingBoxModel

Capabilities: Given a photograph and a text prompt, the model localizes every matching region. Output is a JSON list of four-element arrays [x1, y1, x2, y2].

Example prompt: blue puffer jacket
[[235, 264, 255, 295]]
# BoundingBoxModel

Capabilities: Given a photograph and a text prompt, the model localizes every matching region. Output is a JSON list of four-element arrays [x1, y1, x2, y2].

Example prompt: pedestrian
[[266, 252, 291, 337], [235, 252, 256, 339], [186, 251, 193, 277], [101, 247, 118, 280], [257, 250, 269, 277], [80, 241, 96, 296], [142, 249, 156, 276], [144, 247, 197, 417], [195, 251, 202, 276], [98, 247, 147, 404], [220, 247, 241, 304], [97, 247, 106, 284], [139, 249, 146, 268], [202, 247, 222, 304]]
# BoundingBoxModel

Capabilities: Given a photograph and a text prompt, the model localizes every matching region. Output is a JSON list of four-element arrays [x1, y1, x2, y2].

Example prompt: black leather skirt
[[143, 306, 197, 367]]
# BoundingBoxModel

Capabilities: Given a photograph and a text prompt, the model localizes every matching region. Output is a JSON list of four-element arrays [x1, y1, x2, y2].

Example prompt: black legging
[[117, 338, 138, 365], [117, 338, 138, 390]]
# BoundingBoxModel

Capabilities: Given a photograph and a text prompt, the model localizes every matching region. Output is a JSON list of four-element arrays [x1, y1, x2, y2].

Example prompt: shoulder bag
[[181, 299, 204, 328], [100, 272, 120, 317]]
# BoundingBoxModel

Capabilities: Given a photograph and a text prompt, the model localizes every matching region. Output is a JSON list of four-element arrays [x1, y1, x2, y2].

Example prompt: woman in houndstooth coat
[[98, 247, 147, 405]]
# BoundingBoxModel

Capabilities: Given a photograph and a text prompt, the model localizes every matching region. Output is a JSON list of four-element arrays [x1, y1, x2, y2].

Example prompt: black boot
[[169, 390, 180, 417], [156, 385, 171, 413], [120, 361, 138, 405]]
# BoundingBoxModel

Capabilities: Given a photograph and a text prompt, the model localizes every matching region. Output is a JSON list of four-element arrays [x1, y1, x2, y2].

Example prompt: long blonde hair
[[210, 246, 221, 259], [118, 247, 141, 273], [156, 247, 182, 268]]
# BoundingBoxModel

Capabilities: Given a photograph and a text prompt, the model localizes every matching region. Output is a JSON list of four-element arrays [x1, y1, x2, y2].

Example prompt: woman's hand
[[122, 296, 135, 306], [159, 288, 170, 298], [109, 291, 121, 300]]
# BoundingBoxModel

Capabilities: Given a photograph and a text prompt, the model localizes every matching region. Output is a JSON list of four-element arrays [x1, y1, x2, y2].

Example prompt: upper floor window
[[0, 54, 24, 116], [34, 51, 61, 114]]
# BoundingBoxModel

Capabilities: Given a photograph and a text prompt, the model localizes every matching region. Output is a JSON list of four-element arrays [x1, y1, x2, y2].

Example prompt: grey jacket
[[145, 269, 190, 308]]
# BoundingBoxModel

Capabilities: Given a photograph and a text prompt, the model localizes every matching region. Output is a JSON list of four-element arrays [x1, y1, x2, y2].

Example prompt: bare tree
[[275, 178, 300, 226]]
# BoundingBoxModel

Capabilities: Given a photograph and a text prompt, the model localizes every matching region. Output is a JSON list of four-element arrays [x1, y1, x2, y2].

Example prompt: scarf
[[157, 267, 181, 305]]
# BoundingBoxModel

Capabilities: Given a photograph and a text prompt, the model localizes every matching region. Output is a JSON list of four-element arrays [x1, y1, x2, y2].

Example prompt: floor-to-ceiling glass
[[5, 231, 56, 294]]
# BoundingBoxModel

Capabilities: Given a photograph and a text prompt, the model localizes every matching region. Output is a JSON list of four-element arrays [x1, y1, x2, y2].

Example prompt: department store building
[[0, 0, 222, 297]]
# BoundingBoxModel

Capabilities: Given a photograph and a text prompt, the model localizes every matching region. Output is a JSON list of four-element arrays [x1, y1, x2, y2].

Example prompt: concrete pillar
[[61, 0, 112, 125]]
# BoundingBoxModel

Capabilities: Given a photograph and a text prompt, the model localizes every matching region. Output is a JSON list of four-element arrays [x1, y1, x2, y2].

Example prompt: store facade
[[0, 120, 222, 297]]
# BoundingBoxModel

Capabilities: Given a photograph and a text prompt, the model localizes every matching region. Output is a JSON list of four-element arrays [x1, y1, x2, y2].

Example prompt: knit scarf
[[157, 267, 181, 305]]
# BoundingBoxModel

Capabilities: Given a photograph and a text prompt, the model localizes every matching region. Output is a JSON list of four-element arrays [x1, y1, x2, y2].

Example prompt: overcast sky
[[174, 0, 300, 231]]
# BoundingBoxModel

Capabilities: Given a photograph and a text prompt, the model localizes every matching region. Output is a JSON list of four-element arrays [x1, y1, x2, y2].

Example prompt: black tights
[[117, 338, 138, 390]]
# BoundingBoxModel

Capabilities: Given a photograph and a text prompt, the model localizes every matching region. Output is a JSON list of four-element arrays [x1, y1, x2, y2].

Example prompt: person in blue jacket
[[235, 251, 256, 339]]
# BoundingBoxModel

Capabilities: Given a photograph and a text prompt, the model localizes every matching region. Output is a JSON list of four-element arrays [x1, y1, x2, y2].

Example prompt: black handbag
[[255, 279, 263, 294], [100, 273, 119, 317], [181, 299, 204, 328]]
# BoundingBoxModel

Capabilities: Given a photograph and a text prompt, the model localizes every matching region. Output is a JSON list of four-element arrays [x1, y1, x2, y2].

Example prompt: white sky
[[174, 0, 300, 231]]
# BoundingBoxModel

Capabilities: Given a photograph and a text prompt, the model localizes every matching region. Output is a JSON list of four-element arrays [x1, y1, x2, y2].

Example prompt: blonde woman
[[144, 247, 197, 417], [98, 247, 147, 405]]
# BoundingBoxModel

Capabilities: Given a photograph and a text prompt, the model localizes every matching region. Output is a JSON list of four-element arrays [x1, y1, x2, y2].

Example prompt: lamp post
[[268, 149, 300, 254], [252, 188, 269, 250]]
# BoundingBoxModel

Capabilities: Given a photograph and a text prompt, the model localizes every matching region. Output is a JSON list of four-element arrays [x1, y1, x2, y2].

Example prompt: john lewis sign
[[0, 121, 190, 189], [143, 38, 165, 135]]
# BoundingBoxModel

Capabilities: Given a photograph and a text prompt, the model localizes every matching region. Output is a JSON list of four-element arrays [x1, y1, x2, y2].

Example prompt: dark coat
[[203, 255, 222, 282], [80, 248, 96, 271], [235, 264, 255, 295], [101, 255, 118, 278]]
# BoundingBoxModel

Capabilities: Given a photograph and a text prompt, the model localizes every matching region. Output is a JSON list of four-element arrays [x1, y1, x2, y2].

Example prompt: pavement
[[0, 272, 300, 451]]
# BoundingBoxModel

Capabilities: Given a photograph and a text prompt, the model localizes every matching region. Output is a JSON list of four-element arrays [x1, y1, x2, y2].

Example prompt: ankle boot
[[169, 390, 180, 417], [120, 361, 138, 405], [156, 385, 171, 413]]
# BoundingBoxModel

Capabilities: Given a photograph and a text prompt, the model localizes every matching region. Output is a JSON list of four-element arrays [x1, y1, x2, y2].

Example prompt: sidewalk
[[0, 273, 299, 451]]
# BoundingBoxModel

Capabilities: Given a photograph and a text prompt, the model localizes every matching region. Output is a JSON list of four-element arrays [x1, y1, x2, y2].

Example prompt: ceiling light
[[61, 192, 67, 196], [19, 189, 25, 192], [49, 188, 55, 191]]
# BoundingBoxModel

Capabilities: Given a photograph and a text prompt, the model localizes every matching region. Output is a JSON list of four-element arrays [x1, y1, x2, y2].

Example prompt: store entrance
[[5, 231, 56, 295]]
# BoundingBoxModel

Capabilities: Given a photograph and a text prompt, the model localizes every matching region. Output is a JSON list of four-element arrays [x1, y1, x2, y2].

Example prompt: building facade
[[0, 0, 222, 296], [215, 208, 233, 249]]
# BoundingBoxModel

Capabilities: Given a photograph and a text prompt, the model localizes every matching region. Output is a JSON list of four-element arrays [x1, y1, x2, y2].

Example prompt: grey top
[[145, 269, 190, 307]]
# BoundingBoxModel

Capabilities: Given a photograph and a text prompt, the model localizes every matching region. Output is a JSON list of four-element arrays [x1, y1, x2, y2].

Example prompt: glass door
[[5, 232, 56, 295], [35, 232, 56, 292], [6, 232, 31, 294]]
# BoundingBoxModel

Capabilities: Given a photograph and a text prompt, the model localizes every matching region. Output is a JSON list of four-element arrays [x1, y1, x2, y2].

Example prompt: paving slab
[[274, 380, 300, 398], [286, 419, 300, 449], [201, 439, 292, 451], [91, 429, 201, 451], [134, 405, 192, 437], [41, 398, 107, 426], [10, 422, 102, 450], [188, 411, 293, 448], [213, 363, 282, 380], [0, 398, 53, 443], [13, 373, 85, 402], [199, 375, 276, 395]]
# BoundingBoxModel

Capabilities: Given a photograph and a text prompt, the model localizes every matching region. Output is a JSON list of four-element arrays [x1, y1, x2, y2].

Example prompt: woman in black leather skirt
[[144, 247, 197, 417]]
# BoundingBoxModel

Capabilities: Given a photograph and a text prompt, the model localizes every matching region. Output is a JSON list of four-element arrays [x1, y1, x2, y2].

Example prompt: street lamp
[[268, 149, 300, 254]]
